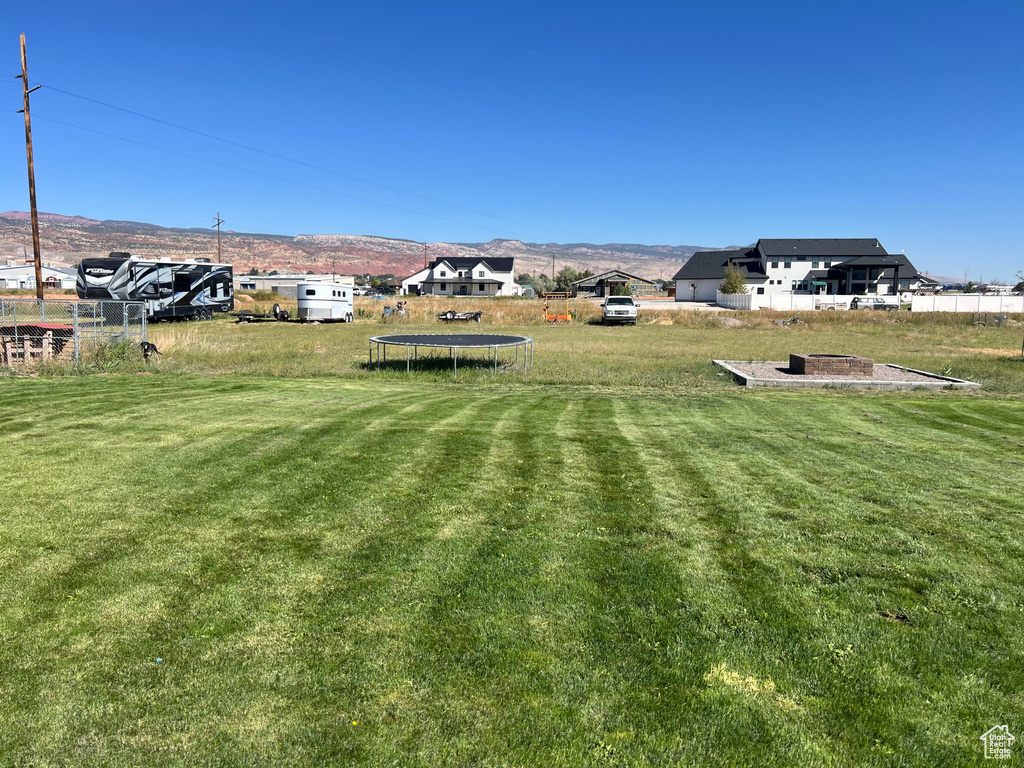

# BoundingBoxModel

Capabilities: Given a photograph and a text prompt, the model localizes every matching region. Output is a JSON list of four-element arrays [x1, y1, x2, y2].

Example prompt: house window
[[823, 261, 830, 268], [812, 261, 819, 268], [869, 268, 880, 280], [440, 283, 447, 291], [771, 261, 779, 269], [852, 268, 867, 281], [439, 270, 447, 277], [784, 261, 792, 269], [478, 270, 485, 277], [478, 284, 485, 291], [756, 287, 765, 295]]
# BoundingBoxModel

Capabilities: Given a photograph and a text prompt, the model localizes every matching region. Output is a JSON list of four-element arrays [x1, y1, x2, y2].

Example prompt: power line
[[32, 114, 505, 232], [36, 82, 576, 238]]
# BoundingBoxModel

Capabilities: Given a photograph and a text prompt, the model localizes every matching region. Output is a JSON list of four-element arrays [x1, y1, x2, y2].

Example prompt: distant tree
[[719, 263, 747, 294], [611, 282, 632, 296], [268, 270, 279, 277], [306, 270, 315, 275], [533, 273, 556, 294], [554, 266, 596, 293], [517, 273, 534, 286], [555, 266, 580, 292], [246, 267, 259, 276], [1015, 271, 1024, 293], [964, 281, 978, 293]]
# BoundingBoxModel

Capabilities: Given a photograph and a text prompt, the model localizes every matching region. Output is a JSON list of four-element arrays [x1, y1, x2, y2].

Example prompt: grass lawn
[[2, 372, 1023, 766], [118, 302, 1024, 394]]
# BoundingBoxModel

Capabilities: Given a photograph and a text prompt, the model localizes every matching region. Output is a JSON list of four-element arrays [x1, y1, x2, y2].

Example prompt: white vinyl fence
[[714, 291, 752, 310], [716, 291, 860, 311], [911, 294, 1024, 313]]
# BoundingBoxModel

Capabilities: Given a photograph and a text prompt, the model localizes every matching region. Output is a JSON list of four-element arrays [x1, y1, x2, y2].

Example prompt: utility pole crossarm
[[18, 33, 44, 300], [213, 212, 225, 262]]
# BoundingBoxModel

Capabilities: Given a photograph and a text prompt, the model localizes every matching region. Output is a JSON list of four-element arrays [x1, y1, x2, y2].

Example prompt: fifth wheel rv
[[77, 252, 234, 320]]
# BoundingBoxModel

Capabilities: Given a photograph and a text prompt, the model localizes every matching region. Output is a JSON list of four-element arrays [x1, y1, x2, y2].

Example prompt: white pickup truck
[[602, 296, 638, 325]]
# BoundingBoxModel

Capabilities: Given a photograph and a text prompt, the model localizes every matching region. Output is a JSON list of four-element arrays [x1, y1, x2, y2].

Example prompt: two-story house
[[674, 239, 927, 302], [400, 257, 517, 297]]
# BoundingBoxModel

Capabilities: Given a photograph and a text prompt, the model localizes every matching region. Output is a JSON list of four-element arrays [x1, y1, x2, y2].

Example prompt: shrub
[[719, 263, 748, 294]]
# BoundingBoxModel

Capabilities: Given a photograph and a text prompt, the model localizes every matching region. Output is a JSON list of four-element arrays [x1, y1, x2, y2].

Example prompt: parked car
[[602, 296, 639, 325], [851, 296, 898, 311]]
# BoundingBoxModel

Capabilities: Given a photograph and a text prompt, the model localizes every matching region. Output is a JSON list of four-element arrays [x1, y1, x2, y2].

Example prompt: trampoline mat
[[370, 334, 530, 348]]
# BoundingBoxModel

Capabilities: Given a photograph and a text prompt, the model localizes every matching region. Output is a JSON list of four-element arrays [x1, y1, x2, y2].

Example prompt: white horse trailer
[[297, 282, 354, 322]]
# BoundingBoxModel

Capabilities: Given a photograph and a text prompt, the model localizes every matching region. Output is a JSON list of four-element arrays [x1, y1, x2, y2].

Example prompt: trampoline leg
[[407, 345, 410, 373], [454, 347, 458, 380], [493, 346, 497, 373]]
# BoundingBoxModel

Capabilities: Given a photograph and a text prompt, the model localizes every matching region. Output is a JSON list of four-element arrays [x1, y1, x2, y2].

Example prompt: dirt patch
[[878, 609, 913, 625], [952, 347, 1016, 356]]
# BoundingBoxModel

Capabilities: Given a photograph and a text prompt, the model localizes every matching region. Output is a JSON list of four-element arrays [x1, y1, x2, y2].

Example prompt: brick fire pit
[[790, 354, 873, 376]]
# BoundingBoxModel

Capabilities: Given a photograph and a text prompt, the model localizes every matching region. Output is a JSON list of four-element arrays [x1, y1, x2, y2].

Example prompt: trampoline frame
[[368, 333, 534, 379]]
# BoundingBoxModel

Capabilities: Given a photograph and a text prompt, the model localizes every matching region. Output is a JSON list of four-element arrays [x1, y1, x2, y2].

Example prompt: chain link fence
[[0, 299, 147, 366]]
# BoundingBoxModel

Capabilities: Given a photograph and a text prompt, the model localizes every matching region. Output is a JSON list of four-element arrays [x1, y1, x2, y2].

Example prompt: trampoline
[[368, 333, 534, 379]]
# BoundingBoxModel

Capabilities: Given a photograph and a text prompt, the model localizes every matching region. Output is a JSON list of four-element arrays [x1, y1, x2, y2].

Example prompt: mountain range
[[0, 212, 713, 280]]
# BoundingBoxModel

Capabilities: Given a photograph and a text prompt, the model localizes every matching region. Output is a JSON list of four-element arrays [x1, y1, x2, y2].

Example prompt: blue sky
[[3, 1, 1022, 279]]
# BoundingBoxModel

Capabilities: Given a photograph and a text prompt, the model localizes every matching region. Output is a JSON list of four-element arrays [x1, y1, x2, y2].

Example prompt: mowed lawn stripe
[[239, 391, 555, 763], [393, 392, 576, 764], [612, 396, 1024, 764], [1, 378, 1024, 766]]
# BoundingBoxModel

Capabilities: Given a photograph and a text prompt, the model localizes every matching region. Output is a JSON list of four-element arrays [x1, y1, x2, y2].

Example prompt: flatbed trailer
[[438, 310, 483, 323], [232, 304, 290, 323]]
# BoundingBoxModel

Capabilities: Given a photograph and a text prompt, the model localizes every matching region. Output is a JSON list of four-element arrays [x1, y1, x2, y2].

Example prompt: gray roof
[[758, 239, 887, 258], [571, 269, 654, 287], [672, 248, 764, 281], [430, 256, 514, 273]]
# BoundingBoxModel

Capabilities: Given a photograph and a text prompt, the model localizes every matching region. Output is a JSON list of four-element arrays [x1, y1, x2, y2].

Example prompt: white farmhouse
[[399, 257, 518, 297], [674, 239, 928, 303]]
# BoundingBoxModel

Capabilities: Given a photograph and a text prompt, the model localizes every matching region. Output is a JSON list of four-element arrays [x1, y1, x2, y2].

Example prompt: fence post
[[73, 302, 80, 361], [39, 298, 45, 323]]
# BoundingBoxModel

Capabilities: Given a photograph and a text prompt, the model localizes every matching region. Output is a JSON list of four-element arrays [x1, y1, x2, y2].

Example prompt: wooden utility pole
[[17, 34, 43, 300], [423, 242, 428, 270], [213, 212, 224, 261]]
